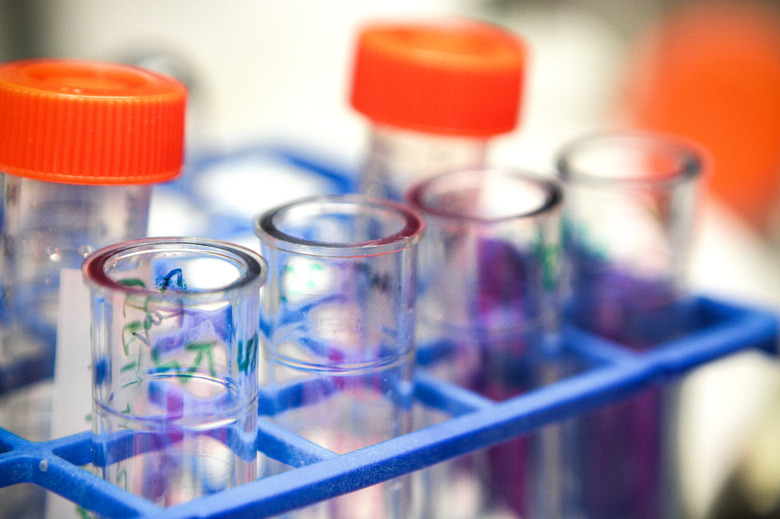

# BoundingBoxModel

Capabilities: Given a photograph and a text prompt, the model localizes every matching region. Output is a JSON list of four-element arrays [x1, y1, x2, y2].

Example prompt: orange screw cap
[[350, 18, 527, 137], [0, 58, 187, 185]]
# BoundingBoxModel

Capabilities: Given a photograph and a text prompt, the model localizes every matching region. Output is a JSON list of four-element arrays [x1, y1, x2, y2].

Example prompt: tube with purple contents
[[407, 168, 567, 518], [556, 130, 707, 519]]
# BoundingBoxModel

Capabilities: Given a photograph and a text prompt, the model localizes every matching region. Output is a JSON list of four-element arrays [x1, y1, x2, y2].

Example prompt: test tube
[[0, 58, 185, 518], [254, 194, 423, 519], [349, 18, 526, 200], [82, 237, 266, 507], [556, 130, 704, 347], [555, 130, 706, 519], [406, 168, 565, 518]]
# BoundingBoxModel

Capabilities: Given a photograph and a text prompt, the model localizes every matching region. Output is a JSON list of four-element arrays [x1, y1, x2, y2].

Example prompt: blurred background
[[1, 1, 779, 517]]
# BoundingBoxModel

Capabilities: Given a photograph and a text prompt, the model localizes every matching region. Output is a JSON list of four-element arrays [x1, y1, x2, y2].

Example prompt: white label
[[47, 267, 93, 519]]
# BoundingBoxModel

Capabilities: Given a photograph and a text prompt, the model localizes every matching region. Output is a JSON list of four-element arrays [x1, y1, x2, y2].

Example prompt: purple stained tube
[[556, 130, 707, 519], [407, 168, 565, 519]]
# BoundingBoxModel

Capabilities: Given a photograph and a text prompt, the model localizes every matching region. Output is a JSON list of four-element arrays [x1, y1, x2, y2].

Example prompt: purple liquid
[[472, 238, 550, 518], [567, 248, 692, 349], [473, 239, 694, 518], [567, 248, 696, 519]]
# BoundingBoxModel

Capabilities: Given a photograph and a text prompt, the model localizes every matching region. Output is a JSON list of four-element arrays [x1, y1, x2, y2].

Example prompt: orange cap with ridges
[[0, 59, 187, 185], [350, 19, 527, 137]]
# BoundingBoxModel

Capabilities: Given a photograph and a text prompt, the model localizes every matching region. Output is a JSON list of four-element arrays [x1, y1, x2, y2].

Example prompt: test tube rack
[[0, 146, 778, 518], [0, 296, 777, 518]]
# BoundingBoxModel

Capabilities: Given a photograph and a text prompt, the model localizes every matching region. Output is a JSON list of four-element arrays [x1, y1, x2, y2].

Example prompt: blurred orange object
[[623, 1, 780, 233]]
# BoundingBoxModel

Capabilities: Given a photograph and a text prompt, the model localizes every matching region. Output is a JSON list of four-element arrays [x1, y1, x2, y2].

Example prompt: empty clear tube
[[255, 194, 424, 518]]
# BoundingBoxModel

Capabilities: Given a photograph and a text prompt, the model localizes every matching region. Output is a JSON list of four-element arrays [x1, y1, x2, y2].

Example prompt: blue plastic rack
[[0, 296, 777, 518]]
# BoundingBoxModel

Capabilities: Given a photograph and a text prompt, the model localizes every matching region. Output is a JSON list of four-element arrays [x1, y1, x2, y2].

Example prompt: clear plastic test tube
[[556, 130, 705, 347], [0, 58, 186, 518], [349, 18, 527, 200], [406, 168, 565, 518], [555, 130, 706, 519], [82, 237, 267, 507], [254, 194, 424, 519]]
